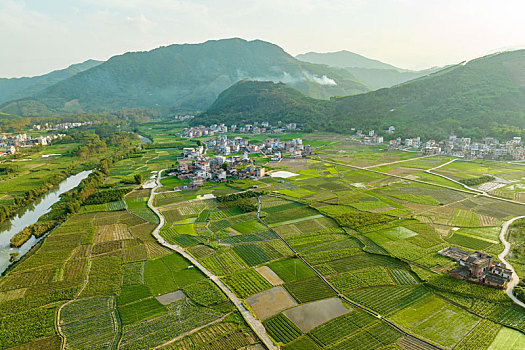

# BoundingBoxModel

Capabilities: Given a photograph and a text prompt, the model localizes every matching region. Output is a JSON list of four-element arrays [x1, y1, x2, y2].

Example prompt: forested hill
[[0, 60, 101, 105], [198, 80, 331, 130], [194, 50, 525, 139], [0, 38, 369, 117]]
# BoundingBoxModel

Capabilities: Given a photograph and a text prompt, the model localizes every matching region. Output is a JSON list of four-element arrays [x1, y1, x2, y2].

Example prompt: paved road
[[424, 158, 486, 194], [498, 216, 525, 308], [318, 157, 525, 309], [147, 170, 277, 350]]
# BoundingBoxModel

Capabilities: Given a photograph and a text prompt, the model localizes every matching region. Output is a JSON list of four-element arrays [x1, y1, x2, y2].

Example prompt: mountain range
[[195, 50, 525, 139], [0, 39, 370, 117], [0, 60, 101, 105], [296, 50, 444, 89], [1, 38, 524, 140]]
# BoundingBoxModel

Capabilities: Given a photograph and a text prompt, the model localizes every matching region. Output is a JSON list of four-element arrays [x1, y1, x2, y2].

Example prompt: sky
[[1, 0, 525, 78]]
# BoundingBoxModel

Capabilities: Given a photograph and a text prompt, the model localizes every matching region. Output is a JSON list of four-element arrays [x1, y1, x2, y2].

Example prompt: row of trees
[[85, 188, 131, 205], [216, 191, 264, 202], [0, 165, 77, 226], [9, 171, 105, 248], [459, 175, 495, 186]]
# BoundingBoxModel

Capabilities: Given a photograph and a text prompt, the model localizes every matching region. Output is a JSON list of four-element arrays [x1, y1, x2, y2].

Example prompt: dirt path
[[364, 154, 435, 169], [153, 312, 233, 349], [498, 216, 525, 309], [147, 170, 277, 350], [319, 157, 525, 207], [56, 245, 96, 350]]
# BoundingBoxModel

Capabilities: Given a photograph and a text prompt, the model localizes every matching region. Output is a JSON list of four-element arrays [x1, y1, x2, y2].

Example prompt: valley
[[2, 121, 525, 349]]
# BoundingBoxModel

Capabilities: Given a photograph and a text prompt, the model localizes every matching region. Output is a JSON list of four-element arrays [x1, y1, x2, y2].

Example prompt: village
[[162, 134, 315, 189], [0, 133, 65, 156], [439, 246, 512, 289], [181, 121, 299, 138], [354, 126, 525, 160], [32, 121, 92, 131]]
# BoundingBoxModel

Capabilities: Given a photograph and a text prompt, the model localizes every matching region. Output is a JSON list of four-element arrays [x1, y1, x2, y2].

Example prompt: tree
[[100, 159, 110, 175], [134, 173, 143, 184]]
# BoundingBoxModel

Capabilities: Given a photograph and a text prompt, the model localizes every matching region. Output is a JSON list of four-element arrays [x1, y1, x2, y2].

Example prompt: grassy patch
[[267, 259, 316, 282]]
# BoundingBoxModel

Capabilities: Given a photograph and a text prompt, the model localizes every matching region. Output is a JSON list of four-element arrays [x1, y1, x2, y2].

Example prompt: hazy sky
[[1, 0, 524, 77]]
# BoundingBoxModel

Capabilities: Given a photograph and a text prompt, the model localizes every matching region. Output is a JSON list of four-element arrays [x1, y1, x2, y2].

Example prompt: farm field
[[4, 126, 525, 350], [488, 327, 525, 350]]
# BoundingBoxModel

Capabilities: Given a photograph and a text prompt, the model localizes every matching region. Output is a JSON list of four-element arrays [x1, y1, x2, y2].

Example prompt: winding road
[[498, 216, 525, 308], [147, 170, 278, 350]]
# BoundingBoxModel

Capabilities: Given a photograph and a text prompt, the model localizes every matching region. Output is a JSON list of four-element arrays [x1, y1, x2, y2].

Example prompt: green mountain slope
[[1, 39, 369, 117], [0, 60, 102, 104], [195, 50, 525, 139], [296, 50, 445, 89], [199, 79, 331, 130]]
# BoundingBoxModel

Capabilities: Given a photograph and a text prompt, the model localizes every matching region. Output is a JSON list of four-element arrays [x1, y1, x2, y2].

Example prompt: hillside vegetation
[[1, 39, 368, 117], [0, 60, 101, 104], [195, 50, 525, 139]]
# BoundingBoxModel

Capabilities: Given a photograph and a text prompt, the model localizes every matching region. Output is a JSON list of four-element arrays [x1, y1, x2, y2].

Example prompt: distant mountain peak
[[296, 50, 400, 71], [0, 38, 368, 116]]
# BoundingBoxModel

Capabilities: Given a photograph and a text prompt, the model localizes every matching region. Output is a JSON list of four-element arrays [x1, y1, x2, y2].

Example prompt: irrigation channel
[[0, 170, 92, 275]]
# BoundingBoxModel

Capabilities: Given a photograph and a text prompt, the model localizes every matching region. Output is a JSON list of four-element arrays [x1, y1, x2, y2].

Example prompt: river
[[0, 170, 92, 275]]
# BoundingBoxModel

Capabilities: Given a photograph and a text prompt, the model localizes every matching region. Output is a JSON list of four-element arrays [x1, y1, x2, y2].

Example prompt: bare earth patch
[[283, 297, 351, 332], [255, 266, 284, 286], [245, 286, 297, 320], [156, 290, 185, 305]]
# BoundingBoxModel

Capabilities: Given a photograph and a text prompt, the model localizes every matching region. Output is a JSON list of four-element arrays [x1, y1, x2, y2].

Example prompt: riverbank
[[0, 170, 92, 275]]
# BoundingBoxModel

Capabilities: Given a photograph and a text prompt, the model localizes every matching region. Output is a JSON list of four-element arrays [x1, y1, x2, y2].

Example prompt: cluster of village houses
[[163, 135, 314, 188], [32, 121, 91, 131], [420, 136, 525, 160], [0, 133, 65, 156], [354, 126, 525, 160], [182, 122, 299, 138], [205, 135, 314, 160], [439, 247, 512, 288]]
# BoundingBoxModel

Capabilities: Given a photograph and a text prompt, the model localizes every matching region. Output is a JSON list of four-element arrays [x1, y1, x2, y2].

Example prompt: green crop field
[[346, 285, 428, 315], [201, 250, 248, 276], [5, 127, 525, 350], [327, 267, 394, 291], [455, 319, 501, 350], [263, 313, 303, 344], [308, 311, 375, 347], [144, 253, 206, 295], [488, 327, 525, 350], [60, 296, 120, 350], [118, 297, 167, 325], [284, 276, 336, 303], [222, 269, 272, 298], [267, 258, 316, 282], [445, 232, 494, 250], [389, 269, 419, 285], [392, 294, 481, 347], [119, 298, 223, 350]]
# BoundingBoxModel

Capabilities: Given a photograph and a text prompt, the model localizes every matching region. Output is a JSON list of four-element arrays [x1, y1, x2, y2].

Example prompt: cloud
[[302, 71, 337, 85], [126, 14, 153, 32]]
